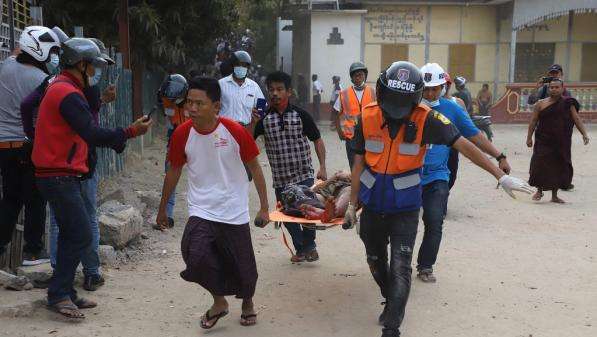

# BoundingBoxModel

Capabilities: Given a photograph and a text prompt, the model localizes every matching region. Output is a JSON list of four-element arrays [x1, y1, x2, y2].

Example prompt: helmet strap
[[81, 62, 90, 88]]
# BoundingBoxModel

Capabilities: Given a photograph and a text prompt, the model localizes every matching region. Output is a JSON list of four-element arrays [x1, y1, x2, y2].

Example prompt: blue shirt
[[422, 97, 480, 186]]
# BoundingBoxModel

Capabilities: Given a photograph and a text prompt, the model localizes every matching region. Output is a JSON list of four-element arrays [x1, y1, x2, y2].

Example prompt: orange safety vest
[[362, 103, 430, 175], [339, 85, 375, 139], [162, 98, 188, 127], [358, 103, 431, 213]]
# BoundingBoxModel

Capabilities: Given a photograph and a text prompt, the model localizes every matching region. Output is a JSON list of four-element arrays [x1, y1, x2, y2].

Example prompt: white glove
[[343, 203, 357, 230], [498, 175, 534, 199]]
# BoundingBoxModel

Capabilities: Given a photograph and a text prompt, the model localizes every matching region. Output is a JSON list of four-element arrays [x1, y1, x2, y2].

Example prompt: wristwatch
[[495, 153, 507, 162]]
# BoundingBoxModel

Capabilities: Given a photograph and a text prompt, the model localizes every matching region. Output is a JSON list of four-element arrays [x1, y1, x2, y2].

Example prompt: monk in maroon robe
[[527, 79, 590, 203]]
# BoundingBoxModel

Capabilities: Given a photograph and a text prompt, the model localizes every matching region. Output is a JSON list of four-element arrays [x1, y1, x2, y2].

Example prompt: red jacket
[[32, 72, 135, 177]]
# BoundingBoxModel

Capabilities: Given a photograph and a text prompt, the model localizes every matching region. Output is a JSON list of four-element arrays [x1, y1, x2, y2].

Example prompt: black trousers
[[0, 147, 46, 254], [359, 208, 419, 330]]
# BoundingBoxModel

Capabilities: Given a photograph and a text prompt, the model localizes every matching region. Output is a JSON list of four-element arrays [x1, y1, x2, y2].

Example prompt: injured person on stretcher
[[278, 171, 352, 223]]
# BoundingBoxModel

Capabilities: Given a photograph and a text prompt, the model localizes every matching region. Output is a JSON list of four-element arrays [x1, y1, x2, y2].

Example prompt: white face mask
[[233, 66, 248, 79], [88, 68, 102, 87], [421, 97, 440, 107], [440, 86, 447, 97], [46, 53, 60, 75]]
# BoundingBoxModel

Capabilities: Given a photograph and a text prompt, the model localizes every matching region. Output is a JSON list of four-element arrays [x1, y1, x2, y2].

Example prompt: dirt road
[[1, 124, 595, 337]]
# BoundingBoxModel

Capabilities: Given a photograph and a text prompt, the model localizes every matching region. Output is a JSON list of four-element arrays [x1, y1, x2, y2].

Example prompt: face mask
[[164, 108, 175, 116], [88, 68, 102, 87], [46, 53, 60, 75], [421, 97, 440, 107], [440, 86, 447, 97], [353, 83, 365, 90], [233, 66, 248, 79]]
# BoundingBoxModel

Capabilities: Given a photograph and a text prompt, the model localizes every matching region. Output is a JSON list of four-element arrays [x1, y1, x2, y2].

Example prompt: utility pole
[[118, 0, 130, 69]]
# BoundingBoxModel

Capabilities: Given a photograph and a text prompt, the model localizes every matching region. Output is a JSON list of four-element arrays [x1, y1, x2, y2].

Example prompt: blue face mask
[[88, 68, 103, 87], [233, 66, 248, 79], [45, 53, 60, 75], [421, 97, 440, 107]]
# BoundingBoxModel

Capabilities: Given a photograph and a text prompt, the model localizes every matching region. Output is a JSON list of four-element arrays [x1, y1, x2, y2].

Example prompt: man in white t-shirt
[[156, 77, 269, 329], [218, 51, 265, 128]]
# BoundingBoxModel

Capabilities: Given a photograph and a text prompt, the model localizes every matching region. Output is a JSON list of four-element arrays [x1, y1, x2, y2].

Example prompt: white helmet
[[19, 26, 61, 62], [420, 63, 447, 87]]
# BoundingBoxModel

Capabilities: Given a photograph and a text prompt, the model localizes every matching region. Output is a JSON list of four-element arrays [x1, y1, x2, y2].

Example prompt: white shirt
[[168, 118, 260, 225], [333, 87, 365, 112], [218, 75, 265, 125], [312, 80, 323, 96]]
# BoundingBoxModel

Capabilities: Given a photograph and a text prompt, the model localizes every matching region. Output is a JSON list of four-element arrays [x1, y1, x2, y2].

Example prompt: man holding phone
[[218, 51, 265, 131]]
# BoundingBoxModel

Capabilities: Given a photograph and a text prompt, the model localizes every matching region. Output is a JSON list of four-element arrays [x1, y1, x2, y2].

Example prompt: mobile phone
[[256, 98, 267, 118]]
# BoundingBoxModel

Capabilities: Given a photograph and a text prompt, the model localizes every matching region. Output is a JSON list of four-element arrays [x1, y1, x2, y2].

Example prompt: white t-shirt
[[218, 75, 265, 125], [312, 80, 323, 96], [333, 87, 365, 112], [168, 118, 260, 225]]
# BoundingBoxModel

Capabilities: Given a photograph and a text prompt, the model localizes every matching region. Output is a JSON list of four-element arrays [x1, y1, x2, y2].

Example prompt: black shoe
[[167, 217, 175, 228], [22, 251, 50, 266], [381, 328, 400, 337], [378, 302, 388, 326], [83, 274, 105, 291]]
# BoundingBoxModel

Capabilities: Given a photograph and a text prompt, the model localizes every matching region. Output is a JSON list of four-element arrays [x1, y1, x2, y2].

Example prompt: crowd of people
[[0, 23, 590, 337]]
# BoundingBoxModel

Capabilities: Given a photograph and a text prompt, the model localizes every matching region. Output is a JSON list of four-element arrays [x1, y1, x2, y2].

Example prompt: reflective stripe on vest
[[361, 103, 430, 175], [339, 85, 375, 139]]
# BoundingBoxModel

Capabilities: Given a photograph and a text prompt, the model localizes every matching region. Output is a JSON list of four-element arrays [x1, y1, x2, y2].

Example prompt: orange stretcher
[[268, 210, 344, 256]]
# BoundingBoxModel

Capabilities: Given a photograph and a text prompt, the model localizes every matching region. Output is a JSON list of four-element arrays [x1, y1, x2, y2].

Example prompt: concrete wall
[[310, 11, 364, 103]]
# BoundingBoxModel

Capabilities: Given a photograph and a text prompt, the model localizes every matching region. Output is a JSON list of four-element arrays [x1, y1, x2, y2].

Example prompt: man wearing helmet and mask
[[342, 61, 532, 337], [156, 74, 189, 229], [0, 26, 61, 265], [333, 62, 376, 169], [32, 38, 152, 319], [416, 63, 512, 284], [21, 34, 119, 291], [453, 76, 473, 115], [218, 51, 264, 130]]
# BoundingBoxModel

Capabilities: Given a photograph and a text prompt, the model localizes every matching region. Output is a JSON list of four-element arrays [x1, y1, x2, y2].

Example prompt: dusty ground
[[1, 124, 595, 337]]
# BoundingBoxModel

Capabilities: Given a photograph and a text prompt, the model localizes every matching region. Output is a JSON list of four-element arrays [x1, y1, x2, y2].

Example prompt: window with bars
[[449, 44, 476, 81], [2, 1, 31, 30], [515, 43, 555, 83]]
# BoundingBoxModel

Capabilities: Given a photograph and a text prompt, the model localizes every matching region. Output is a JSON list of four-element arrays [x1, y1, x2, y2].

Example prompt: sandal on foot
[[74, 297, 97, 309], [48, 300, 85, 320], [240, 313, 257, 326], [200, 309, 228, 329]]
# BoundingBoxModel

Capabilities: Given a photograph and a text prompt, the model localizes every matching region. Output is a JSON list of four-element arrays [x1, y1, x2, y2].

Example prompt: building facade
[[291, 0, 597, 120]]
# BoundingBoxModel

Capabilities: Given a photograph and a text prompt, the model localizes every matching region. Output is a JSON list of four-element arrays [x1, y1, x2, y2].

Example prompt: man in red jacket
[[32, 38, 152, 320]]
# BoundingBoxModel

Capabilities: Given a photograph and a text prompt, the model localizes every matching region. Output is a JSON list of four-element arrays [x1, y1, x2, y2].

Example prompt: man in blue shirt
[[417, 63, 512, 283]]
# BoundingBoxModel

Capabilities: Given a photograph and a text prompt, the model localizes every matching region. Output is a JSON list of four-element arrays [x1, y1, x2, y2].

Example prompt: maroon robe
[[529, 97, 579, 190]]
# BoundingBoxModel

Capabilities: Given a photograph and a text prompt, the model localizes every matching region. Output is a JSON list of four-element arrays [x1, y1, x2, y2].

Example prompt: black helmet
[[332, 75, 340, 83], [454, 76, 466, 88], [349, 62, 368, 78], [88, 38, 115, 65], [60, 38, 107, 68], [159, 74, 188, 105], [233, 50, 252, 65], [377, 61, 424, 120]]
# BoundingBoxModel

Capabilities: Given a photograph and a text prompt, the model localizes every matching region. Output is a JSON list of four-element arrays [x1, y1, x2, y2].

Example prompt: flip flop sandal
[[240, 313, 257, 326], [74, 298, 97, 309], [200, 309, 229, 329], [48, 301, 85, 320]]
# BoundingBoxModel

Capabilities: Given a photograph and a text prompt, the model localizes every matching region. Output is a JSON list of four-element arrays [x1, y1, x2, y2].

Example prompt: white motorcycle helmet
[[420, 63, 447, 88], [19, 26, 61, 62]]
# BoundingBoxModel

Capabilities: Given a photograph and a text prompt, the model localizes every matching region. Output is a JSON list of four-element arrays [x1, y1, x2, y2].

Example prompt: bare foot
[[551, 196, 566, 204], [532, 191, 543, 201]]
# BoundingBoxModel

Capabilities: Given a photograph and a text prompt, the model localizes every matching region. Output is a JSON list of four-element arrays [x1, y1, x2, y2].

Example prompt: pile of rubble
[[0, 188, 164, 292]]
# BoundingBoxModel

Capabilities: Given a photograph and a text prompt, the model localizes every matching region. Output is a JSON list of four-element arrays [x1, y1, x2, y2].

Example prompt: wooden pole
[[118, 0, 130, 69]]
